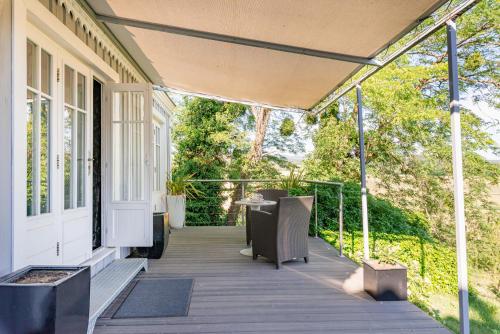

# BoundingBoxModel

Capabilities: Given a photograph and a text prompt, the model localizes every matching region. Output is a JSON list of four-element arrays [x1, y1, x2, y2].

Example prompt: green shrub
[[290, 180, 459, 313]]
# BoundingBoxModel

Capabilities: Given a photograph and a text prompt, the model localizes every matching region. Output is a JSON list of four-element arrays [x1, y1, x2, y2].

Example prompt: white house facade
[[0, 0, 174, 277]]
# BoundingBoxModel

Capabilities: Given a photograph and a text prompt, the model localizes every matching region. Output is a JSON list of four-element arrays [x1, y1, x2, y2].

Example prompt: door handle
[[88, 158, 92, 175]]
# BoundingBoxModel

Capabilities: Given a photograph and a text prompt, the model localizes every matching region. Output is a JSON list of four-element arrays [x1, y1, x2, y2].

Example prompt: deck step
[[88, 258, 147, 334]]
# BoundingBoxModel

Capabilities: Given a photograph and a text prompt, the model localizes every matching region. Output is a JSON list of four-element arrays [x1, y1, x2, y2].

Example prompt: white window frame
[[153, 123, 161, 191], [26, 39, 54, 217], [63, 63, 89, 210]]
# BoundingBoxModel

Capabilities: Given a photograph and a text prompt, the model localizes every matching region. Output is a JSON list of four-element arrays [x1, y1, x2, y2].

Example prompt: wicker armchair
[[245, 189, 288, 246], [251, 196, 314, 269]]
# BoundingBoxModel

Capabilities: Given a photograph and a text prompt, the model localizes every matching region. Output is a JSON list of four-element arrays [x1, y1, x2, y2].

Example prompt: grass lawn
[[429, 287, 499, 334], [421, 271, 499, 333]]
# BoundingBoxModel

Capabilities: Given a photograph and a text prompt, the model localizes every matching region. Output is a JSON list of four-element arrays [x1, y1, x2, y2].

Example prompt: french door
[[25, 34, 61, 265], [59, 55, 92, 264], [104, 83, 153, 247], [25, 26, 92, 266]]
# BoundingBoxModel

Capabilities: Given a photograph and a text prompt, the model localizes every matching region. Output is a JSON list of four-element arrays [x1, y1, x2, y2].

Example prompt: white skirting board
[[87, 258, 147, 334]]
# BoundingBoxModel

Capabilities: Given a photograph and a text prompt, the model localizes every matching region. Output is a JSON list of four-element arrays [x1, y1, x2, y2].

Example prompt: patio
[[0, 0, 484, 333], [94, 226, 449, 334]]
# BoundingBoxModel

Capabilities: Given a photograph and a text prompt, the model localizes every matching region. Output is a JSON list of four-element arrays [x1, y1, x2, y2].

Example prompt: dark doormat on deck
[[112, 278, 194, 318]]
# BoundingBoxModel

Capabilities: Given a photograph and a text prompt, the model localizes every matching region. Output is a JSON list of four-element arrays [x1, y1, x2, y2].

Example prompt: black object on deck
[[0, 266, 90, 334], [136, 212, 170, 259], [113, 278, 194, 318]]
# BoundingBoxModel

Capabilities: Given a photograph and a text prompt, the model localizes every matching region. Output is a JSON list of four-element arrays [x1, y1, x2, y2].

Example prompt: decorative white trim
[[40, 0, 146, 83]]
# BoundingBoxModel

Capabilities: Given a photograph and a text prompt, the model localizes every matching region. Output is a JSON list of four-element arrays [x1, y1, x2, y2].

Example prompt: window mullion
[[33, 92, 41, 215], [72, 69, 78, 209], [125, 92, 131, 201], [34, 45, 42, 215], [71, 108, 77, 210]]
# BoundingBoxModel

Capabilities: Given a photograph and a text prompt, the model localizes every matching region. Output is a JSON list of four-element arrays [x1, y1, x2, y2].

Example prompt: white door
[[25, 35, 62, 265], [59, 55, 93, 264], [24, 26, 93, 266], [104, 83, 153, 247]]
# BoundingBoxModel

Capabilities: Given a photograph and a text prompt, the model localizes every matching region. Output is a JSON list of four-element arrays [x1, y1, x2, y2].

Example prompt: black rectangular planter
[[363, 260, 407, 301], [136, 212, 169, 259], [0, 265, 90, 334]]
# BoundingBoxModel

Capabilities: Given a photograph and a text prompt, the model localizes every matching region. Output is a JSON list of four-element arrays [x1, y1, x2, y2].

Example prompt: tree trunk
[[248, 106, 272, 165], [226, 107, 272, 225], [226, 182, 243, 226]]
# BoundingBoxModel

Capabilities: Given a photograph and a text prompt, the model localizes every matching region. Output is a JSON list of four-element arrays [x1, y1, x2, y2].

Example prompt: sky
[[462, 97, 500, 161], [168, 92, 499, 163]]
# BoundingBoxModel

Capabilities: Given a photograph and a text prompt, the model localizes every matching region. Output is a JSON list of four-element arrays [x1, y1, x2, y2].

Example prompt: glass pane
[[27, 41, 37, 89], [40, 97, 50, 214], [155, 143, 160, 191], [154, 126, 161, 191], [112, 122, 123, 200], [77, 73, 86, 109], [112, 91, 126, 121], [64, 107, 73, 209], [130, 122, 144, 200], [41, 49, 51, 95], [26, 90, 36, 216], [64, 65, 74, 105], [77, 111, 86, 207], [112, 91, 145, 201], [131, 92, 144, 121]]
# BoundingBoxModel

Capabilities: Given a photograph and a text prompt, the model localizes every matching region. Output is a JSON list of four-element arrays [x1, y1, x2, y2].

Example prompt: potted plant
[[279, 167, 305, 191], [166, 174, 200, 229], [363, 247, 407, 301], [0, 265, 90, 333]]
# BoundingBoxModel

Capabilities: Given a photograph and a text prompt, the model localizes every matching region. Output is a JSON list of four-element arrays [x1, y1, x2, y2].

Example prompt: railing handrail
[[183, 178, 345, 257], [187, 178, 344, 187]]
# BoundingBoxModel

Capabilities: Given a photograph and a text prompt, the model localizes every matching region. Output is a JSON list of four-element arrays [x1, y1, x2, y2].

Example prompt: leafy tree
[[173, 97, 308, 225], [172, 97, 245, 225], [304, 0, 500, 272], [279, 117, 295, 136]]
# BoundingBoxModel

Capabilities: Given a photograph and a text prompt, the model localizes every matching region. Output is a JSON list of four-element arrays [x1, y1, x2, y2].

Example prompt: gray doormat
[[112, 278, 194, 318]]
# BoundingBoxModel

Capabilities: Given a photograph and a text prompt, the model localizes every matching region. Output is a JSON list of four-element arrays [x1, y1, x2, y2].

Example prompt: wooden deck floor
[[94, 226, 449, 334]]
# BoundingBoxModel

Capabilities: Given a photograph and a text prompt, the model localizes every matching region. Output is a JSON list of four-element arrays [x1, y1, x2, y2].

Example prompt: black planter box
[[0, 266, 90, 334], [136, 212, 169, 259], [363, 260, 407, 301]]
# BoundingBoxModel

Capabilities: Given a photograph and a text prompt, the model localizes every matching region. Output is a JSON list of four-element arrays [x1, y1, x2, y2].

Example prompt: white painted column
[[447, 20, 470, 334], [0, 0, 13, 276], [356, 85, 370, 260], [11, 0, 28, 270]]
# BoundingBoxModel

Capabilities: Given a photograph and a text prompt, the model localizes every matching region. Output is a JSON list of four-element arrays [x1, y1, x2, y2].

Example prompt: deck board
[[94, 226, 449, 334]]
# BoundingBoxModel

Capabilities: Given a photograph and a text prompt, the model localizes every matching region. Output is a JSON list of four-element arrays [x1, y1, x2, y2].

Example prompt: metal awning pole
[[356, 85, 370, 260], [447, 20, 470, 334]]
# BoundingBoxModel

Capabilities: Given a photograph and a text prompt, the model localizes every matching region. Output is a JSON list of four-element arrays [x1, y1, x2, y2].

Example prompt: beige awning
[[87, 0, 447, 110]]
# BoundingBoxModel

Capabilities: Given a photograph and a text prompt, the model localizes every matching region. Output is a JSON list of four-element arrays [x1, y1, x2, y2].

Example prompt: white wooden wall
[[0, 0, 13, 276]]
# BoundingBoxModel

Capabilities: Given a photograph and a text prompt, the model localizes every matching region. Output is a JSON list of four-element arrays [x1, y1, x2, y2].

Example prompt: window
[[153, 125, 161, 191], [26, 40, 52, 216], [64, 65, 87, 209], [112, 91, 145, 201]]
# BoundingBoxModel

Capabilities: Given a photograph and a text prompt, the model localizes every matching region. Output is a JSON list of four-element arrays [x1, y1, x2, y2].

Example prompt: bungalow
[[0, 0, 173, 276]]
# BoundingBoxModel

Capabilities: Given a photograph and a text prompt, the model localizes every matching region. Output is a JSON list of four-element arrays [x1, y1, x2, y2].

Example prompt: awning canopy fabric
[[87, 0, 447, 110]]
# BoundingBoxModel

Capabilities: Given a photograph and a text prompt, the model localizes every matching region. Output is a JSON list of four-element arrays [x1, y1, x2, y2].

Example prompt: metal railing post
[[241, 181, 246, 225], [314, 184, 318, 238], [338, 187, 344, 257]]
